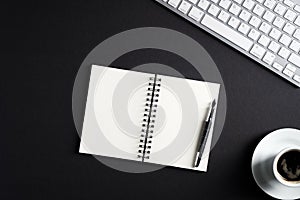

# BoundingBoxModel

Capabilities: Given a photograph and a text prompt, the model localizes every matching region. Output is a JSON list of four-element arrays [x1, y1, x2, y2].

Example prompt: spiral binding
[[137, 75, 161, 162]]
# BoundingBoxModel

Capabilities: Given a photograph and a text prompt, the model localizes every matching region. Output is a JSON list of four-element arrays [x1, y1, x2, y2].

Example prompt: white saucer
[[251, 128, 300, 200]]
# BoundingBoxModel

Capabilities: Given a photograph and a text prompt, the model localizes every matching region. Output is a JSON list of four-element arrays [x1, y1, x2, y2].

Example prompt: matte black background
[[1, 0, 300, 199]]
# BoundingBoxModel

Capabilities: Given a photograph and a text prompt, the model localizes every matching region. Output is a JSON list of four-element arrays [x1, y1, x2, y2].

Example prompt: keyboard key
[[255, 0, 264, 3], [283, 23, 295, 35], [286, 64, 297, 72], [269, 28, 282, 40], [238, 23, 250, 35], [284, 10, 297, 21], [188, 0, 198, 3], [248, 29, 260, 40], [228, 16, 241, 29], [258, 35, 271, 47], [289, 40, 300, 53], [168, 0, 181, 8], [250, 44, 266, 59], [179, 1, 192, 14], [264, 0, 276, 9], [283, 0, 294, 7], [249, 16, 262, 28], [253, 4, 265, 17], [197, 0, 210, 10], [201, 14, 253, 51], [294, 29, 300, 40], [294, 75, 300, 83], [218, 10, 230, 23], [263, 52, 276, 65], [229, 3, 241, 16], [273, 17, 285, 29], [233, 0, 243, 4], [239, 10, 251, 22], [208, 4, 220, 17], [242, 0, 255, 10], [295, 5, 300, 12], [294, 16, 300, 27], [288, 53, 300, 68], [268, 41, 281, 53], [263, 11, 275, 23], [259, 22, 271, 34], [219, 0, 232, 10], [279, 34, 292, 46], [188, 6, 204, 21], [272, 62, 284, 71], [278, 47, 291, 59], [274, 3, 287, 16], [283, 68, 294, 77]]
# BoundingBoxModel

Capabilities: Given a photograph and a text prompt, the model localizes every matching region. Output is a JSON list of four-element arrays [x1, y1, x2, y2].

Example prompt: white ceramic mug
[[273, 147, 300, 187]]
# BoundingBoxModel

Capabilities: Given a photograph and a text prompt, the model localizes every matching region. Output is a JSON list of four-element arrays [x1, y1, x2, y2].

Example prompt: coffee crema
[[277, 150, 300, 182]]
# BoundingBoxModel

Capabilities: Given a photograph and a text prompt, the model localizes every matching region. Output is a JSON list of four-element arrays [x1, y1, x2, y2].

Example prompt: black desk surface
[[2, 0, 300, 199]]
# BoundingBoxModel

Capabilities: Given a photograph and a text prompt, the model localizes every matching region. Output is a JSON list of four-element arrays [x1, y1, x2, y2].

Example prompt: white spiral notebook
[[79, 65, 220, 172]]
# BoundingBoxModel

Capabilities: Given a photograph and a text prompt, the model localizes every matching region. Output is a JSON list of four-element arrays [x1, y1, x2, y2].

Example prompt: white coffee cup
[[273, 147, 300, 187]]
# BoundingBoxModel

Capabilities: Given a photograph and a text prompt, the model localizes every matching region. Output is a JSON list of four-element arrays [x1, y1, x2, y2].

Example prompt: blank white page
[[79, 65, 154, 162], [146, 75, 220, 172]]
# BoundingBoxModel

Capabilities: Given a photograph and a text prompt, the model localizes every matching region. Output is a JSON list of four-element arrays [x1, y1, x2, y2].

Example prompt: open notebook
[[79, 65, 220, 172]]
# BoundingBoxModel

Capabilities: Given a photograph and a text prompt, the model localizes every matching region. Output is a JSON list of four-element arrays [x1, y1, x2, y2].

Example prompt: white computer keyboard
[[156, 0, 300, 87]]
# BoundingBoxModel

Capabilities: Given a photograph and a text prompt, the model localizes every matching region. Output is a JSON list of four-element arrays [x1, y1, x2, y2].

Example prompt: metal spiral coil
[[137, 75, 161, 161]]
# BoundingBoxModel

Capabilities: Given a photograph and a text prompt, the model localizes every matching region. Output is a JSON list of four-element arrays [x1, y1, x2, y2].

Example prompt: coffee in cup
[[273, 148, 300, 187]]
